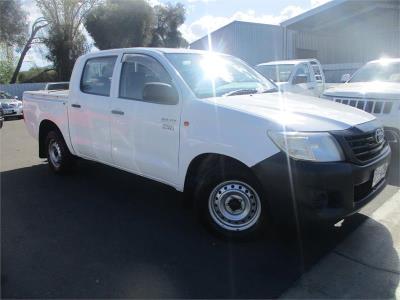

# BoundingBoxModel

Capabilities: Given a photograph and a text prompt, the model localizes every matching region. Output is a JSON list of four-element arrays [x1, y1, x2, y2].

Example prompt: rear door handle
[[111, 110, 124, 115], [71, 104, 81, 108]]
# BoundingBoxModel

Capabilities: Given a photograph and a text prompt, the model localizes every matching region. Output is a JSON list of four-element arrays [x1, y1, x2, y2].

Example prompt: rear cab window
[[80, 56, 117, 96]]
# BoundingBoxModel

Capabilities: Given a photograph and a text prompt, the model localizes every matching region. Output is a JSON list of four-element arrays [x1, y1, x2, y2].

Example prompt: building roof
[[281, 0, 399, 32]]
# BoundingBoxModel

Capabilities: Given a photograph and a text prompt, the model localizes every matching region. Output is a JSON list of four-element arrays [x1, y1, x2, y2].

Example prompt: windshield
[[166, 53, 277, 98], [255, 64, 295, 82], [349, 61, 400, 83]]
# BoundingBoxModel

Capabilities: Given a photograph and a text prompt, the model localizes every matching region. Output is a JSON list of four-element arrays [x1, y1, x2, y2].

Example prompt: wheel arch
[[38, 119, 63, 158], [183, 153, 259, 196]]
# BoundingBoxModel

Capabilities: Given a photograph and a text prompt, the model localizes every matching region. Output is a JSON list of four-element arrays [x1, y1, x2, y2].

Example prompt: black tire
[[194, 163, 268, 239], [45, 130, 75, 174]]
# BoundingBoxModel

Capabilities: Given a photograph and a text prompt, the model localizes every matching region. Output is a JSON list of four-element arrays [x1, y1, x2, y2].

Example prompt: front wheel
[[195, 167, 267, 239]]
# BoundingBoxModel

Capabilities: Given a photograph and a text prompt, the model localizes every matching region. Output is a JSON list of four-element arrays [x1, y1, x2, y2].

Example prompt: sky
[[20, 0, 331, 70]]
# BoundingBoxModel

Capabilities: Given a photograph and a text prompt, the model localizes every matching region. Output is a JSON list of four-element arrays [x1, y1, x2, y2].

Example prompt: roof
[[81, 47, 214, 59], [257, 59, 319, 66], [281, 0, 400, 32], [368, 58, 400, 64]]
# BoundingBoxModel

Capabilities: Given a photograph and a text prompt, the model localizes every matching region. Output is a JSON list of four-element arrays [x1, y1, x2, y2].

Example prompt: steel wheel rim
[[208, 180, 261, 231], [48, 139, 62, 168]]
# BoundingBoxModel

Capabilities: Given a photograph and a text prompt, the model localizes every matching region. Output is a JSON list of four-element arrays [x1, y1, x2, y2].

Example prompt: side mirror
[[341, 73, 351, 83], [143, 82, 178, 105], [293, 74, 308, 84]]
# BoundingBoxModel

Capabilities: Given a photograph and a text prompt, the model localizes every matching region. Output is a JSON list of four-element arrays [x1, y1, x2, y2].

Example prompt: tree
[[0, 0, 28, 47], [10, 18, 48, 84], [150, 3, 188, 48], [85, 0, 154, 50], [36, 0, 96, 80], [0, 44, 16, 83]]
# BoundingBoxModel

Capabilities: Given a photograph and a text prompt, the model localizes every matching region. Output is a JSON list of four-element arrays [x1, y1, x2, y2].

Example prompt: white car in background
[[0, 91, 23, 119], [255, 59, 325, 97], [322, 58, 400, 150]]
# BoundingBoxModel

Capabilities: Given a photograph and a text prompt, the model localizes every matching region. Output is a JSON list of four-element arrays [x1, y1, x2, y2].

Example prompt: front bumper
[[251, 145, 391, 224], [3, 107, 23, 117]]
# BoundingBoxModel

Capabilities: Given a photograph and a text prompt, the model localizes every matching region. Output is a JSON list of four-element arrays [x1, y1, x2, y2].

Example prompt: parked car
[[255, 59, 325, 97], [322, 58, 400, 152], [23, 49, 390, 238], [44, 82, 70, 90], [0, 105, 4, 128], [0, 91, 23, 119]]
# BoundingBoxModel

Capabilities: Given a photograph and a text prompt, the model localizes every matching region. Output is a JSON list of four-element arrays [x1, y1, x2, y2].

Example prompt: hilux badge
[[375, 128, 384, 144]]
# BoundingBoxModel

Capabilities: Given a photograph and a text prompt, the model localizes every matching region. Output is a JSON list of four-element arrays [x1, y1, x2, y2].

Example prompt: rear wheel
[[194, 165, 267, 239], [45, 130, 74, 174]]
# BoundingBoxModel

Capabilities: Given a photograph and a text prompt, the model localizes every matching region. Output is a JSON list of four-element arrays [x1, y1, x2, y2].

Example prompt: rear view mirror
[[341, 73, 351, 83], [143, 82, 179, 105], [293, 74, 308, 84]]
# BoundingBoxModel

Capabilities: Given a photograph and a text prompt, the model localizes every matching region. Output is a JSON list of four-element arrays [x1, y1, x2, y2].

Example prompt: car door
[[290, 63, 315, 96], [68, 55, 117, 163], [110, 53, 181, 185]]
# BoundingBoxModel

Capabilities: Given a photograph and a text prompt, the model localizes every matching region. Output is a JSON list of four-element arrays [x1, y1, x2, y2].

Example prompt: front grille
[[333, 98, 393, 114], [344, 131, 386, 162]]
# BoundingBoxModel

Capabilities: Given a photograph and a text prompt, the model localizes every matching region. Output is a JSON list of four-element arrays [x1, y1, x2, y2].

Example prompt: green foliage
[[85, 0, 188, 50], [0, 0, 28, 47], [150, 3, 188, 48], [36, 0, 95, 80], [85, 0, 154, 50], [17, 66, 57, 83], [43, 28, 89, 81], [0, 45, 16, 83]]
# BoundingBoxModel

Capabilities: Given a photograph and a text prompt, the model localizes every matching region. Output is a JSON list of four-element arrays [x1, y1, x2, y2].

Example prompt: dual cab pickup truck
[[255, 59, 325, 97], [23, 48, 391, 238]]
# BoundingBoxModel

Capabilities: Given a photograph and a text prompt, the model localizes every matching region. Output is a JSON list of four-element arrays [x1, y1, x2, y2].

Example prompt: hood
[[323, 82, 400, 100], [205, 92, 375, 132]]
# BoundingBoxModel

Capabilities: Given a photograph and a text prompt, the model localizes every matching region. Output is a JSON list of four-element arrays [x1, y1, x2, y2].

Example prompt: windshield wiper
[[223, 88, 278, 97]]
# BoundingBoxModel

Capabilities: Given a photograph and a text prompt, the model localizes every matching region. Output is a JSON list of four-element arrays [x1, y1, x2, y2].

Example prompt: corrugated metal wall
[[190, 21, 284, 66], [286, 7, 400, 64], [0, 83, 46, 99]]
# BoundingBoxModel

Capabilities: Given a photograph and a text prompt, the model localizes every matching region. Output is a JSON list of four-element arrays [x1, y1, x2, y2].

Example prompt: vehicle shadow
[[1, 161, 398, 298], [283, 217, 400, 298]]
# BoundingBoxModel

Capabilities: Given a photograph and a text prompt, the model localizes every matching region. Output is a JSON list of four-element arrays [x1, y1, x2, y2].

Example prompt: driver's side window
[[119, 54, 174, 103]]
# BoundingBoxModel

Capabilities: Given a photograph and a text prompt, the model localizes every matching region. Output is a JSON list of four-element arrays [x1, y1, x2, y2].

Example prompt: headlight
[[268, 131, 344, 162]]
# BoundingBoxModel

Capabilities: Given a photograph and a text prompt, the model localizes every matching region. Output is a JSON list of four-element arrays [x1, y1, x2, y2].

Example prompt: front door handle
[[71, 104, 81, 108], [111, 110, 124, 115], [308, 87, 315, 90]]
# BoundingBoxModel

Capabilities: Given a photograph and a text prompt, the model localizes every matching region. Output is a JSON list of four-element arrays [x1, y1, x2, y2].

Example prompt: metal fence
[[0, 83, 47, 100]]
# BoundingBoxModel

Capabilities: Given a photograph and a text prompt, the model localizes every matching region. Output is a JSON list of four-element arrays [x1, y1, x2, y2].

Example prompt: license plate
[[4, 109, 14, 114], [372, 163, 388, 188]]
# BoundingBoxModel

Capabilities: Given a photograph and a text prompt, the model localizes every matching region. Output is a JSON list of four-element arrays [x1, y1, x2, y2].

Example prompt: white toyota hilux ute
[[23, 48, 391, 238]]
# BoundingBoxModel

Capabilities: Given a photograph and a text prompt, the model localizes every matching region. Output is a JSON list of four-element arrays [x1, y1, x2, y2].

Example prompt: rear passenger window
[[81, 56, 117, 96]]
